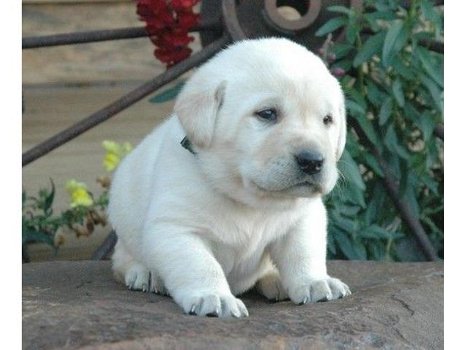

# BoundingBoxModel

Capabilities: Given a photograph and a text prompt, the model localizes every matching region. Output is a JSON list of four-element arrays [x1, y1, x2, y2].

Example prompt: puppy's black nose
[[295, 150, 324, 175]]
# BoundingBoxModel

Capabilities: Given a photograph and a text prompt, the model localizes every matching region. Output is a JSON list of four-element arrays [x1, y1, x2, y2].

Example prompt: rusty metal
[[435, 124, 444, 140], [22, 35, 230, 167], [264, 0, 322, 32], [420, 39, 444, 54], [215, 0, 362, 52], [22, 22, 221, 49], [23, 27, 147, 49], [221, 0, 247, 41], [91, 231, 117, 260]]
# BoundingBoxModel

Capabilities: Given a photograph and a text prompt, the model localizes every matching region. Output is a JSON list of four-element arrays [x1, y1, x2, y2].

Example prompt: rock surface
[[22, 260, 443, 349]]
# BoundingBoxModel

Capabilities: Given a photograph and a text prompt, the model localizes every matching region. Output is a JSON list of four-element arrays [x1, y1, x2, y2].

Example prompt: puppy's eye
[[323, 114, 333, 126], [255, 108, 278, 122]]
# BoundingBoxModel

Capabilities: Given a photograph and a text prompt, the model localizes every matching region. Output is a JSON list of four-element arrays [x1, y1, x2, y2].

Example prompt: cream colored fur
[[108, 38, 350, 318]]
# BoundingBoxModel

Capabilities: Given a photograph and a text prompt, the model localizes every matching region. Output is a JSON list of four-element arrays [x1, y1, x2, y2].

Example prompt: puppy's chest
[[213, 211, 293, 257]]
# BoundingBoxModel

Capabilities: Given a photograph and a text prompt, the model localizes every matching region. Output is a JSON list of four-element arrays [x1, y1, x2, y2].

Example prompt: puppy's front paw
[[125, 266, 168, 295], [179, 292, 249, 318], [289, 277, 351, 304]]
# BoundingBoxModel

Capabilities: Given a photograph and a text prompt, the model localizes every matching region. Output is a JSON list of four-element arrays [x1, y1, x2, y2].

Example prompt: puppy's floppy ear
[[174, 76, 226, 148], [336, 101, 347, 161]]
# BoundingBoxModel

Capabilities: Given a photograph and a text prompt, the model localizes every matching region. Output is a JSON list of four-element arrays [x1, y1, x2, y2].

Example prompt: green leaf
[[404, 183, 421, 219], [399, 172, 420, 219], [382, 20, 408, 67], [363, 183, 386, 225], [326, 5, 353, 16], [149, 81, 185, 104], [335, 230, 365, 260], [352, 113, 379, 147], [384, 124, 410, 159], [415, 46, 443, 87], [315, 17, 347, 37], [353, 31, 386, 67], [346, 89, 367, 110], [378, 96, 393, 125], [340, 181, 366, 208], [339, 150, 366, 190], [333, 43, 354, 60], [403, 102, 421, 123], [360, 225, 394, 240], [353, 241, 368, 260], [327, 230, 337, 255], [395, 236, 427, 262], [385, 151, 402, 182], [392, 59, 416, 80], [391, 78, 405, 107], [345, 23, 359, 45], [420, 173, 439, 195], [420, 74, 443, 112], [346, 100, 366, 116], [368, 242, 387, 261], [365, 10, 397, 23], [363, 153, 384, 177], [338, 204, 361, 216], [421, 0, 440, 23], [43, 179, 55, 214], [332, 213, 358, 233], [367, 81, 386, 106], [22, 229, 54, 247], [418, 111, 437, 141]]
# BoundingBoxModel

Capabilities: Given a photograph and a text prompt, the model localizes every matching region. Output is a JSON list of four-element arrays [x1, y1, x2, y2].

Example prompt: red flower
[[171, 0, 199, 11], [177, 12, 199, 29], [136, 0, 200, 67]]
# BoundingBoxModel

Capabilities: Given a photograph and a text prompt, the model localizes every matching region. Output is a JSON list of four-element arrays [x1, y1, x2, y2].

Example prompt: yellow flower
[[102, 140, 133, 172], [103, 153, 120, 172], [65, 180, 93, 208]]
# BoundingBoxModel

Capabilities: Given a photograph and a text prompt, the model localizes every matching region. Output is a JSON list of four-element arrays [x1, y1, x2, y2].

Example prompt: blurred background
[[22, 0, 195, 260]]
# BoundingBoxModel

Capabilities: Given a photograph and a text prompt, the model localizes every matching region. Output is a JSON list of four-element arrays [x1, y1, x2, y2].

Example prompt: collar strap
[[180, 136, 197, 155]]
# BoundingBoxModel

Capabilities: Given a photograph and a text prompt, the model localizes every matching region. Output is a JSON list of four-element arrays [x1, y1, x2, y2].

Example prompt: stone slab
[[22, 260, 443, 349]]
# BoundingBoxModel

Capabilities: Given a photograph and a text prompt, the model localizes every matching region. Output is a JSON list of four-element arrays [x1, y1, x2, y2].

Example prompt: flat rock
[[22, 260, 443, 349]]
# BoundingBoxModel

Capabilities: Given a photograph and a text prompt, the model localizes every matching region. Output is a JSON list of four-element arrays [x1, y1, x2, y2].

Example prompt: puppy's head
[[175, 38, 346, 207]]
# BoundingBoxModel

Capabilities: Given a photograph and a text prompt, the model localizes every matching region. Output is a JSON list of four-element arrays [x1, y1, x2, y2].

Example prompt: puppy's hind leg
[[256, 268, 288, 302], [112, 239, 167, 294]]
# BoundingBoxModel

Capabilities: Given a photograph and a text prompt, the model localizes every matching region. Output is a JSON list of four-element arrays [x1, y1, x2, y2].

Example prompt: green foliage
[[318, 0, 443, 261], [149, 81, 186, 104], [22, 179, 109, 262]]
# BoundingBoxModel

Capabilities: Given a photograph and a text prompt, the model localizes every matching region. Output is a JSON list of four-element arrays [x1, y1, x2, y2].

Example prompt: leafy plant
[[317, 0, 443, 261], [22, 179, 109, 262], [22, 141, 132, 262]]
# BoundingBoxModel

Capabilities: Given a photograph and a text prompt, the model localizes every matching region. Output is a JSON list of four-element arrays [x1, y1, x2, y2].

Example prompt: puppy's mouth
[[252, 180, 323, 196]]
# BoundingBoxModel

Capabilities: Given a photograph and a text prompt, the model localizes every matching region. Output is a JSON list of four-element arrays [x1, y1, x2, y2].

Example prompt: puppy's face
[[175, 39, 346, 207]]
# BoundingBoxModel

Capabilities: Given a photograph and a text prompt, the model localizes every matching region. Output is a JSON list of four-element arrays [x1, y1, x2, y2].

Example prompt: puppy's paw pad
[[290, 277, 351, 304], [182, 293, 249, 318]]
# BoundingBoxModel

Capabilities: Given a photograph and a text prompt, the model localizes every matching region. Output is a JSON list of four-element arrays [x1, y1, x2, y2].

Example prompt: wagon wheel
[[201, 0, 362, 51]]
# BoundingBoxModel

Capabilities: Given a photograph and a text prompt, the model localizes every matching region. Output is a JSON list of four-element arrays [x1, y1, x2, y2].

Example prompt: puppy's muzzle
[[295, 150, 325, 175]]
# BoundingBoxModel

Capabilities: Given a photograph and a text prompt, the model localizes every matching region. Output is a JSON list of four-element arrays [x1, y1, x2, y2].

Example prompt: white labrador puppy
[[109, 38, 350, 318]]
